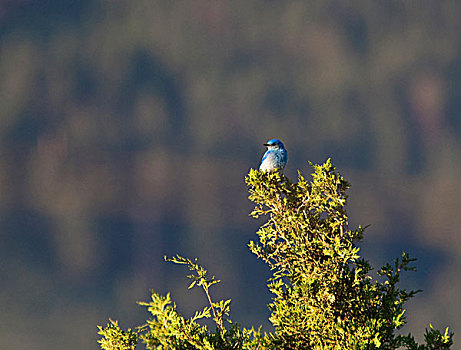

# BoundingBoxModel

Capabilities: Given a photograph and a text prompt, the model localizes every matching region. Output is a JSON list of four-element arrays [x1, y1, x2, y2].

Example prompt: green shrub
[[98, 159, 453, 349]]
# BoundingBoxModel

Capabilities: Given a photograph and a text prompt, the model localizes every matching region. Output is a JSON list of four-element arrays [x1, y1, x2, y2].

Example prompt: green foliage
[[402, 324, 454, 350], [98, 319, 137, 350], [97, 160, 453, 349], [136, 255, 261, 350]]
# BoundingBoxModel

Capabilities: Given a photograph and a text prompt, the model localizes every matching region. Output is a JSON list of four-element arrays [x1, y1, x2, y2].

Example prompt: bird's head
[[264, 139, 285, 150]]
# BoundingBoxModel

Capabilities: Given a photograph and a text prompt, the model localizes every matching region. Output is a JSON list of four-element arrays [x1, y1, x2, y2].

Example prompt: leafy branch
[[165, 255, 230, 335]]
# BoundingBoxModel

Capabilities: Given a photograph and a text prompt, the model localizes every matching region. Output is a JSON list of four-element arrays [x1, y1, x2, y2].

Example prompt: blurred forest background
[[0, 1, 460, 349]]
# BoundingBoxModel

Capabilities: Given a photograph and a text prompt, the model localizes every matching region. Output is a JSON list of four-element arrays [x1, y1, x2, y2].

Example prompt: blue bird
[[259, 139, 288, 172]]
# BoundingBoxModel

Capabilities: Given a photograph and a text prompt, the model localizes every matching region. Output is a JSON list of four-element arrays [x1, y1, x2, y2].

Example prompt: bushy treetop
[[98, 160, 453, 350]]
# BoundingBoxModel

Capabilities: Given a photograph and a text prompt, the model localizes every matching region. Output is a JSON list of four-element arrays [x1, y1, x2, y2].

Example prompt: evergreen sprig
[[97, 319, 137, 350]]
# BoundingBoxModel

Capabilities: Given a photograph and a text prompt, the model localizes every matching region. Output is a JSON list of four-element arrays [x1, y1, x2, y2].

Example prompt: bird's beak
[[264, 143, 269, 146]]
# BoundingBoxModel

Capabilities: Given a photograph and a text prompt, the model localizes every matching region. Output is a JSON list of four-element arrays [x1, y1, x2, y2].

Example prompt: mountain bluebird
[[259, 139, 288, 172]]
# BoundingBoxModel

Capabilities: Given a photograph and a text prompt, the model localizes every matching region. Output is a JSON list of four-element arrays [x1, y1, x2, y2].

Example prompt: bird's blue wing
[[281, 149, 288, 164]]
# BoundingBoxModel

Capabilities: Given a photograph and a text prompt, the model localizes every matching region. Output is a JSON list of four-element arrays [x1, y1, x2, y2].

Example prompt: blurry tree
[[0, 1, 460, 349]]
